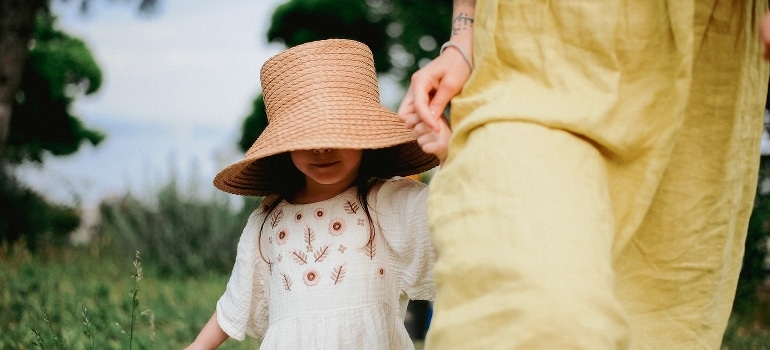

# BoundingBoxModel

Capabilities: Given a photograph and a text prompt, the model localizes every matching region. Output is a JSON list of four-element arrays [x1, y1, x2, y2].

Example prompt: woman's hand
[[397, 47, 471, 132]]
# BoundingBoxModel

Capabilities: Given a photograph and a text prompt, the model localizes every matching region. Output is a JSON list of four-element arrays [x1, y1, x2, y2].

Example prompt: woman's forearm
[[448, 0, 476, 63]]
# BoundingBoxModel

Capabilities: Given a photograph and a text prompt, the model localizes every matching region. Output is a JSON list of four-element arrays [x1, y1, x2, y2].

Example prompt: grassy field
[[0, 240, 258, 349], [0, 238, 765, 349]]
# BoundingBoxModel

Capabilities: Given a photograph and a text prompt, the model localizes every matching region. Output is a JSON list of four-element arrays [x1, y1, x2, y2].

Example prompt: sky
[[18, 0, 290, 207]]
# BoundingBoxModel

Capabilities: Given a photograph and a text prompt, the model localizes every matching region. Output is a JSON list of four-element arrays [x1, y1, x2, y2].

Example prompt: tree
[[0, 0, 162, 248], [0, 10, 106, 247], [238, 0, 452, 151], [0, 0, 158, 153], [5, 11, 103, 163], [0, 0, 47, 152]]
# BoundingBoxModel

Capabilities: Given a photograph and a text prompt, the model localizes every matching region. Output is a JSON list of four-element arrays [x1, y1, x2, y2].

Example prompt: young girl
[[185, 39, 444, 350]]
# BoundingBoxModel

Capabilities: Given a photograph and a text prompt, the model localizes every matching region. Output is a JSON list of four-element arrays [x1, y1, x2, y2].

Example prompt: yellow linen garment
[[426, 0, 769, 349]]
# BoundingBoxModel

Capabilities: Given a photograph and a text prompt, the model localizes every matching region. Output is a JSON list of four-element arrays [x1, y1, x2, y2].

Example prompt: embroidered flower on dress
[[294, 212, 303, 222], [303, 268, 321, 286], [378, 267, 386, 278], [328, 218, 346, 236], [314, 208, 325, 219], [338, 244, 347, 253], [357, 218, 365, 226], [276, 229, 289, 245]]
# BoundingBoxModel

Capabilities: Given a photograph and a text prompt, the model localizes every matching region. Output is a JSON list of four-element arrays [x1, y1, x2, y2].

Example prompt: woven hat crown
[[260, 39, 382, 126]]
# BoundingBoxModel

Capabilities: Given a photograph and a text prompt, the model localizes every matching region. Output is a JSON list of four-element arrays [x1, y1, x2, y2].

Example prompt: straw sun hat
[[213, 39, 439, 196]]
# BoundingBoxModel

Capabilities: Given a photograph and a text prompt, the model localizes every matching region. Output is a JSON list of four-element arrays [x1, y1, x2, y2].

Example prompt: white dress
[[216, 178, 436, 349]]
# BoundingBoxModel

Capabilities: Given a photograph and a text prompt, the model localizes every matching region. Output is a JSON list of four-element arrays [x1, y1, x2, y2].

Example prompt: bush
[[0, 164, 79, 250], [99, 174, 261, 278]]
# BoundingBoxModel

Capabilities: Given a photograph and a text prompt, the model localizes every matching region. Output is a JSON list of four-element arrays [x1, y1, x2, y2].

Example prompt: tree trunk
[[0, 0, 47, 153]]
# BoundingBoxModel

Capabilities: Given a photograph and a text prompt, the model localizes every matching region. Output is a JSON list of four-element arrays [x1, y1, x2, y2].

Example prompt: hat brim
[[213, 100, 438, 196]]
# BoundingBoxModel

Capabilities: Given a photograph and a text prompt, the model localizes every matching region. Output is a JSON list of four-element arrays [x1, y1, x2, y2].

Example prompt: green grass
[[0, 240, 257, 349], [0, 238, 765, 350]]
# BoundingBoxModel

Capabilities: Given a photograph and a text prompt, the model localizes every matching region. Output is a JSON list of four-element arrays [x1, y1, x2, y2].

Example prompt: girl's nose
[[312, 148, 331, 154]]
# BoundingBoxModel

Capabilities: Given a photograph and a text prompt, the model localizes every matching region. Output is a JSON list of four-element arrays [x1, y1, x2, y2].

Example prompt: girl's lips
[[312, 161, 339, 168]]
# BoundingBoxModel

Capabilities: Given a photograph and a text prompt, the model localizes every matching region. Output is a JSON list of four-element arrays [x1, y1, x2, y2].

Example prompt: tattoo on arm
[[452, 12, 474, 36]]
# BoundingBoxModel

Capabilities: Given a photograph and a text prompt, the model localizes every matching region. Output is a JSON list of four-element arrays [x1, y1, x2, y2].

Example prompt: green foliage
[[722, 311, 770, 350], [99, 171, 261, 278], [269, 0, 393, 73], [733, 155, 770, 315], [0, 167, 79, 250], [238, 94, 268, 152], [268, 0, 451, 81], [0, 10, 104, 248], [6, 11, 104, 164]]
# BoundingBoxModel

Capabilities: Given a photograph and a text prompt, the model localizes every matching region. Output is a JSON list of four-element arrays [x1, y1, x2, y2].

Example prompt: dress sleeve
[[215, 208, 269, 341], [374, 178, 437, 301]]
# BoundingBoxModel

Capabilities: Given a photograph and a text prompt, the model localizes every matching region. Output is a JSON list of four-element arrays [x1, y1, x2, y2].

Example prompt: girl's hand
[[404, 112, 452, 165], [397, 48, 471, 132]]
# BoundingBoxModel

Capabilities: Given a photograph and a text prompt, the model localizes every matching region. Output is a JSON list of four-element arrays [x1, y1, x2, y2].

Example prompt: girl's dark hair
[[256, 148, 397, 264]]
